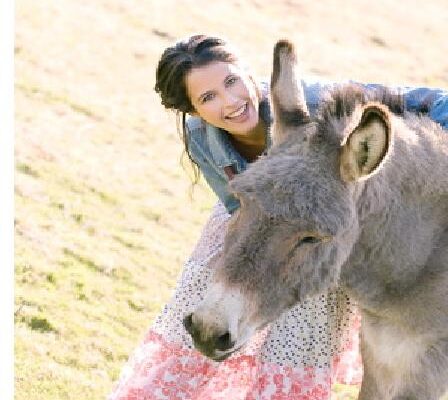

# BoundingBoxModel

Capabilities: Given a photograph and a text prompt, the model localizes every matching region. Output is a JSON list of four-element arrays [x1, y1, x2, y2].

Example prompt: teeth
[[227, 104, 247, 118]]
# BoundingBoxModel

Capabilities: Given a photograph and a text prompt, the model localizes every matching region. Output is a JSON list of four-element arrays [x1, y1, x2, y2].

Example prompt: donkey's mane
[[313, 84, 405, 144], [317, 84, 406, 124]]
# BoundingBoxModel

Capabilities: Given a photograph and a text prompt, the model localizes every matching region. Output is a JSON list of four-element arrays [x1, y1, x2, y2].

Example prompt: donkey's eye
[[298, 236, 321, 245]]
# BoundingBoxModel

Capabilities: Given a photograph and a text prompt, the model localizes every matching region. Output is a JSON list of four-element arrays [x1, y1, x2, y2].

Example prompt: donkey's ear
[[340, 103, 392, 182], [270, 40, 310, 146]]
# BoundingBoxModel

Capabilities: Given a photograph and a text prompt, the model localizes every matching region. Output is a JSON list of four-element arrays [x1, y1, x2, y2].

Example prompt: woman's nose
[[222, 90, 239, 108]]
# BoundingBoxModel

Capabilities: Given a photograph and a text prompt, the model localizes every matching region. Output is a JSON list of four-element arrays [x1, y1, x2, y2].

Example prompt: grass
[[15, 0, 448, 399]]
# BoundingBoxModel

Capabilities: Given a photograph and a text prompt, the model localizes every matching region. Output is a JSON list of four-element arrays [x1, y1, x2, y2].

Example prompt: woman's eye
[[201, 93, 215, 103], [226, 76, 238, 86], [298, 236, 321, 245]]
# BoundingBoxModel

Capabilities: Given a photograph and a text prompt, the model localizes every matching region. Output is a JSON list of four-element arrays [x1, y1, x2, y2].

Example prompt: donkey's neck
[[341, 116, 448, 312]]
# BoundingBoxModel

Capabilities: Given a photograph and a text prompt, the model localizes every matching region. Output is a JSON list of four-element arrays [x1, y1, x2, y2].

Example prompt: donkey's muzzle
[[183, 313, 235, 358]]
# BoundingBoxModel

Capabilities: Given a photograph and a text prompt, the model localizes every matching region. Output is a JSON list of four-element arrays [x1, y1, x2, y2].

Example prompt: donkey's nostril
[[183, 313, 194, 334], [215, 331, 233, 351]]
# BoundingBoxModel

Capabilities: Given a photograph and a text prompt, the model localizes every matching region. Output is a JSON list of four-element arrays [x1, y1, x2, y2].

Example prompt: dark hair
[[154, 35, 241, 183]]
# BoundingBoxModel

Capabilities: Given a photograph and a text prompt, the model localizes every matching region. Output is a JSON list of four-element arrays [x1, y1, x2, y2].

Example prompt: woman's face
[[185, 61, 260, 137]]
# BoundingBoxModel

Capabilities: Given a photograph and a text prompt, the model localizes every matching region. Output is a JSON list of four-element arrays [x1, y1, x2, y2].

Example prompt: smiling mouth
[[225, 103, 248, 120]]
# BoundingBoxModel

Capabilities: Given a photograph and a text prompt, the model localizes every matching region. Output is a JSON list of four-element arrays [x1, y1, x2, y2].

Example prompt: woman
[[108, 35, 448, 400]]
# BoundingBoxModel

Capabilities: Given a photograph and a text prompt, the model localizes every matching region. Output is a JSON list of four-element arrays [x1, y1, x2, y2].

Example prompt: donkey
[[184, 40, 448, 399]]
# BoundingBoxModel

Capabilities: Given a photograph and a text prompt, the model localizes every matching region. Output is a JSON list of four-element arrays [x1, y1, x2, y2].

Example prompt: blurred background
[[14, 0, 448, 399]]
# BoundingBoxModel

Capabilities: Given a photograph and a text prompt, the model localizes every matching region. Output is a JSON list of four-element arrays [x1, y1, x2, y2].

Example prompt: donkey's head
[[185, 40, 395, 360]]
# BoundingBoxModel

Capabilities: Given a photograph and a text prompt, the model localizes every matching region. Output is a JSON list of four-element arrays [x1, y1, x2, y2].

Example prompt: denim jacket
[[186, 79, 448, 214]]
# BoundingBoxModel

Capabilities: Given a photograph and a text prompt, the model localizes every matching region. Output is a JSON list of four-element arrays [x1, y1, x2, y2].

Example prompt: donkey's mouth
[[190, 337, 243, 362], [212, 344, 243, 362], [211, 324, 261, 361]]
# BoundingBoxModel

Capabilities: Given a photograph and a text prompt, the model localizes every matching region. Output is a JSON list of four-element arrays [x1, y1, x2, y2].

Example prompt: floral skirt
[[108, 203, 362, 400]]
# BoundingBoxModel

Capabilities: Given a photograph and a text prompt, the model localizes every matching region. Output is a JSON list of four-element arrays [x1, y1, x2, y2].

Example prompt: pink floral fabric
[[109, 326, 361, 400], [333, 312, 362, 386]]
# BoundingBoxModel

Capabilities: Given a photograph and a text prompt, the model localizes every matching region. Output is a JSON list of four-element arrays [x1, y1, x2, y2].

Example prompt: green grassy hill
[[15, 1, 448, 399]]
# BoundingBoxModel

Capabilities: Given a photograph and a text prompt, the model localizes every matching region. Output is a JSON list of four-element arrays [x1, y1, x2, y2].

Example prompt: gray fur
[[187, 41, 448, 399]]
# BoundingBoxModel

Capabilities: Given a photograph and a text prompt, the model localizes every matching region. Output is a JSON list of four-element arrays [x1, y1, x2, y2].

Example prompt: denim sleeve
[[401, 87, 448, 129], [302, 79, 448, 129], [186, 122, 240, 214]]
